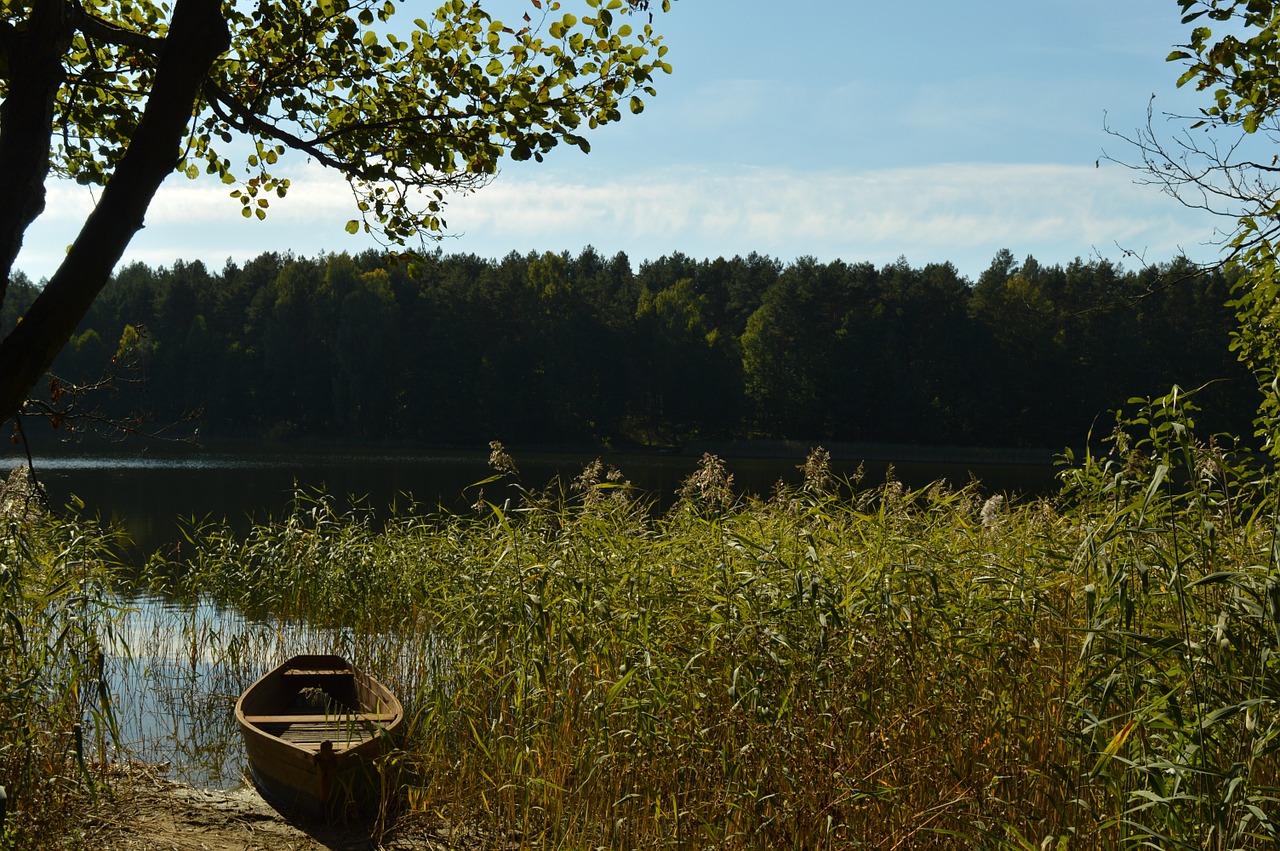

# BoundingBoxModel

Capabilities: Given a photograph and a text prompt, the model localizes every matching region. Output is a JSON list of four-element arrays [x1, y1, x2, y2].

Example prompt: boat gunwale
[[234, 654, 405, 753], [233, 653, 405, 820]]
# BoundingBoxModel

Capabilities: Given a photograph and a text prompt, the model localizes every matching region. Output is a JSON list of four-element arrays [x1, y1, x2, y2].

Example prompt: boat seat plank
[[244, 712, 398, 724], [281, 669, 354, 677], [255, 722, 382, 747], [280, 731, 375, 744]]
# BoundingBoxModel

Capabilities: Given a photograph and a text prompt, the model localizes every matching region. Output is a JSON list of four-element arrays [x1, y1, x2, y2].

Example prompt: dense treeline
[[2, 247, 1256, 447]]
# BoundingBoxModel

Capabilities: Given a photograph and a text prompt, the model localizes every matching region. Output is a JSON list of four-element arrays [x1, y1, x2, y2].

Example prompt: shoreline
[[2, 435, 1062, 468]]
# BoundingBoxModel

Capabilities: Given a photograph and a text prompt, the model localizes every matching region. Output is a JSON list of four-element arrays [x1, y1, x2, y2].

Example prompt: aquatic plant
[[0, 495, 121, 850], [130, 422, 1280, 848]]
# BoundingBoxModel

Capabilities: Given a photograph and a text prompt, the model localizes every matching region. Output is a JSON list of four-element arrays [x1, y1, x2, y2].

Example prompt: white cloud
[[57, 162, 356, 224], [15, 164, 361, 278], [14, 160, 1223, 281], [447, 161, 1222, 271]]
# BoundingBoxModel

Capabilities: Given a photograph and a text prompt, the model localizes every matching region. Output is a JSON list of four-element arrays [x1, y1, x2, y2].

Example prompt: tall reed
[[0, 497, 121, 851], [138, 419, 1280, 849]]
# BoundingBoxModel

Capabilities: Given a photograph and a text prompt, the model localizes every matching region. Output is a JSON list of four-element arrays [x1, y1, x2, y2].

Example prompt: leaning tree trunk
[[0, 0, 230, 426], [0, 1, 75, 307]]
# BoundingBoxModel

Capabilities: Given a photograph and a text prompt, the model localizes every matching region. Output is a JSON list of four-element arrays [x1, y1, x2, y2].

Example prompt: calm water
[[2, 443, 1060, 557], [104, 594, 359, 790]]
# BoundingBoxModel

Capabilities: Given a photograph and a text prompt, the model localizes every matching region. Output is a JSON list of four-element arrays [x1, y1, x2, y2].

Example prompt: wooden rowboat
[[234, 654, 404, 821]]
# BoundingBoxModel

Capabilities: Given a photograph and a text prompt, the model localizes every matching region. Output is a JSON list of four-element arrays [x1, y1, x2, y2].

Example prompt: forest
[[2, 247, 1257, 449]]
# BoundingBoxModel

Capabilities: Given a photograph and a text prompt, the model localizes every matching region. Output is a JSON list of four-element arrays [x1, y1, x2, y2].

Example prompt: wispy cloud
[[36, 162, 354, 225], [449, 161, 1223, 271], [15, 160, 1222, 281]]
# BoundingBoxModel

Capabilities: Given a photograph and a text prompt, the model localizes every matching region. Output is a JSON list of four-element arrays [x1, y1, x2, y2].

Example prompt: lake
[[1, 442, 1061, 557]]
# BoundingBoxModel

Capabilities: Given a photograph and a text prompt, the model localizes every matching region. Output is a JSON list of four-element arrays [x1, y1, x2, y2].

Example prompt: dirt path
[[77, 769, 471, 851]]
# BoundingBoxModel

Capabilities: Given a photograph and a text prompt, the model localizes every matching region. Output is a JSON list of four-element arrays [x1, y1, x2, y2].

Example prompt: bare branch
[[1102, 96, 1280, 264], [205, 80, 348, 170]]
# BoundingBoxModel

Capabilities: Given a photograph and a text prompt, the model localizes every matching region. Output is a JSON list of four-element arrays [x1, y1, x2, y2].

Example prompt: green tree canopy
[[0, 0, 673, 426], [1118, 1, 1280, 448]]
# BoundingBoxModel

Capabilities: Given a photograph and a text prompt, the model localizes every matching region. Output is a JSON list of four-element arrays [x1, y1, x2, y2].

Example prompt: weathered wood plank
[[243, 712, 398, 724], [281, 669, 353, 677]]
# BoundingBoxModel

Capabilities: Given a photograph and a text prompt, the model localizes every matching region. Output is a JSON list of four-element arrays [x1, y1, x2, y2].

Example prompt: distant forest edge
[[1, 247, 1256, 450]]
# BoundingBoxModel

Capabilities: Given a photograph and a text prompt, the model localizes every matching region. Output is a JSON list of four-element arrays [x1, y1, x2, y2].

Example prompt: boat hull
[[235, 654, 404, 821]]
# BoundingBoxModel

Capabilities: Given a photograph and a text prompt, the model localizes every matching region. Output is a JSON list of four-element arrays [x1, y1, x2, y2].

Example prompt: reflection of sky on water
[[102, 594, 425, 791], [104, 595, 353, 790], [11, 452, 476, 471]]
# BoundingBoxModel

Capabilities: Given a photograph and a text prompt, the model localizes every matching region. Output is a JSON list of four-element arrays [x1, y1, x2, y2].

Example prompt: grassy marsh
[[0, 506, 119, 850], [141, 404, 1280, 848], [5, 393, 1280, 848]]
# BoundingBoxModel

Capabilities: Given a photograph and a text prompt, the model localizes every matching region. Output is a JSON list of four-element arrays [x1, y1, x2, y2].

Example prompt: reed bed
[[130, 394, 1280, 849], [0, 507, 121, 850], [5, 387, 1280, 848]]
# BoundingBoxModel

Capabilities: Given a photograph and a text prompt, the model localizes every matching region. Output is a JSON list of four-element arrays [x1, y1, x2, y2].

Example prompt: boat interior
[[240, 664, 396, 750]]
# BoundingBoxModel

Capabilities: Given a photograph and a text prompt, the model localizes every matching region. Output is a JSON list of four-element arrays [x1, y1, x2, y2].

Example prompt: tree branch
[[69, 1, 165, 54], [205, 80, 349, 171], [0, 2, 75, 305], [0, 0, 230, 425]]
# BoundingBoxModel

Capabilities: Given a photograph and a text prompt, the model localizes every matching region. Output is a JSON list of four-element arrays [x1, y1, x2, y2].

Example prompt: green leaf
[[35, 0, 675, 260], [345, 219, 361, 233], [1188, 571, 1247, 587], [604, 667, 637, 706]]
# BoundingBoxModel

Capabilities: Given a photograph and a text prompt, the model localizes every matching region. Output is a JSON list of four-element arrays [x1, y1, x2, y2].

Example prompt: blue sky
[[13, 0, 1227, 282]]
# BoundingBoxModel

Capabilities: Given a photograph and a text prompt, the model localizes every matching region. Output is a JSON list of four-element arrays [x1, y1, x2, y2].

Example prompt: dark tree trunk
[[0, 0, 230, 425], [0, 1, 75, 304]]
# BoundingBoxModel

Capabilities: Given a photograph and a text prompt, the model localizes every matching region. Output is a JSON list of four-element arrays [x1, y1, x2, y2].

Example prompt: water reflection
[[26, 450, 477, 471], [104, 593, 435, 791], [105, 595, 352, 790]]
